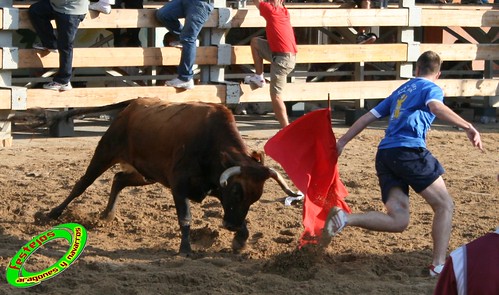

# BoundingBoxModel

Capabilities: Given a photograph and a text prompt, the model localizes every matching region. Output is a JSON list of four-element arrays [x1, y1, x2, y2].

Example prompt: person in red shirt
[[434, 226, 499, 294], [244, 0, 297, 128]]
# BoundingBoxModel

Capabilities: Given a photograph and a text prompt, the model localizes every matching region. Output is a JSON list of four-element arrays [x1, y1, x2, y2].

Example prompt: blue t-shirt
[[371, 77, 444, 150]]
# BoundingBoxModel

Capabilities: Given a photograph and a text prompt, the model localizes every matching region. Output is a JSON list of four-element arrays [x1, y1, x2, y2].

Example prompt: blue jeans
[[156, 0, 214, 81], [28, 0, 85, 84]]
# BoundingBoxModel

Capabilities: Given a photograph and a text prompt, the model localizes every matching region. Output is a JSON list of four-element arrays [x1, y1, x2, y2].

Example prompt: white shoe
[[89, 2, 112, 14], [429, 264, 444, 277], [244, 75, 266, 88], [168, 41, 183, 48], [165, 78, 194, 90], [43, 81, 72, 91], [320, 207, 348, 246], [33, 43, 58, 53]]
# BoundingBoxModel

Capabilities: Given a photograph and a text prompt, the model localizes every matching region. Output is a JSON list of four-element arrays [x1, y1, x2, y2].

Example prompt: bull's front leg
[[172, 192, 192, 256], [232, 221, 249, 253]]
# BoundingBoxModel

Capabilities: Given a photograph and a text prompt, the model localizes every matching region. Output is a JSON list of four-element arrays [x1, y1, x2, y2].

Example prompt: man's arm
[[253, 0, 263, 9], [428, 101, 483, 151], [336, 111, 377, 156]]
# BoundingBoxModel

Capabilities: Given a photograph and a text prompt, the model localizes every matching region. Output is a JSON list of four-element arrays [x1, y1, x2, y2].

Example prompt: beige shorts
[[254, 37, 296, 95]]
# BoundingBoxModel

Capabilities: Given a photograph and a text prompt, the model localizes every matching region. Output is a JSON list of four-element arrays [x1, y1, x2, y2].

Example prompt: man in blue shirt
[[321, 51, 483, 277]]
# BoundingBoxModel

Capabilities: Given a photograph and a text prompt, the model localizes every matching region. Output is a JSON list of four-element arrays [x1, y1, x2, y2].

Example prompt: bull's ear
[[250, 151, 265, 165]]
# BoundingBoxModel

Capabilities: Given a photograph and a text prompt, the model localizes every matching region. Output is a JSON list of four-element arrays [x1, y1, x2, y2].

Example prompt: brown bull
[[37, 97, 297, 255]]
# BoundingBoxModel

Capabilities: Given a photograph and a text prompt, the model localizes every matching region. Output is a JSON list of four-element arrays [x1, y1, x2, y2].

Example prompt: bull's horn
[[219, 166, 242, 187], [269, 168, 301, 197]]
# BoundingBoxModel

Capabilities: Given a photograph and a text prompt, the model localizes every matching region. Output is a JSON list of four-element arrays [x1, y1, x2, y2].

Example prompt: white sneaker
[[165, 78, 194, 90], [89, 2, 112, 14], [33, 43, 58, 53], [168, 41, 183, 48], [43, 81, 72, 91], [320, 207, 348, 246], [244, 75, 265, 88], [429, 264, 444, 277]]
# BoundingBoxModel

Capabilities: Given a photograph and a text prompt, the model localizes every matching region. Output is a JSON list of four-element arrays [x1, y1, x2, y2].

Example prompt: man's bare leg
[[270, 93, 289, 128], [346, 187, 410, 232], [419, 176, 454, 266]]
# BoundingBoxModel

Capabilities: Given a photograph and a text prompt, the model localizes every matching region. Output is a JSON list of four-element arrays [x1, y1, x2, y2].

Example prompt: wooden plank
[[239, 79, 499, 102], [16, 7, 498, 30], [15, 6, 499, 30], [15, 44, 409, 69], [15, 43, 497, 69], [295, 44, 408, 63], [17, 47, 218, 68], [437, 79, 499, 98], [0, 89, 11, 109], [18, 9, 164, 30], [421, 9, 499, 27], [1, 79, 496, 110], [420, 44, 499, 61], [24, 85, 226, 109], [16, 7, 409, 30]]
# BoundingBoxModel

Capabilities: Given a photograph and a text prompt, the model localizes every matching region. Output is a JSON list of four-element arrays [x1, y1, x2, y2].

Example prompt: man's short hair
[[417, 51, 442, 76]]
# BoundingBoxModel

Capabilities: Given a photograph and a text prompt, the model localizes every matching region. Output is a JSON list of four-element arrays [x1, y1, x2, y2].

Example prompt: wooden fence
[[0, 0, 498, 145]]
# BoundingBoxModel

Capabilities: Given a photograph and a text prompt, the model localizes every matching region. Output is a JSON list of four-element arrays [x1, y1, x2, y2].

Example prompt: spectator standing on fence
[[155, 0, 214, 90], [244, 0, 297, 128], [433, 226, 499, 294], [321, 51, 483, 277], [28, 0, 89, 91]]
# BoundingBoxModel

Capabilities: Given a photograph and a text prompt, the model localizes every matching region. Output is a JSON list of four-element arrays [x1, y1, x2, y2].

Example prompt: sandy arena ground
[[0, 107, 498, 295]]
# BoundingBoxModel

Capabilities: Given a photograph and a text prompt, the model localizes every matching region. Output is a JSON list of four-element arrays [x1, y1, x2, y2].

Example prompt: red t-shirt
[[259, 2, 297, 54], [434, 231, 499, 295]]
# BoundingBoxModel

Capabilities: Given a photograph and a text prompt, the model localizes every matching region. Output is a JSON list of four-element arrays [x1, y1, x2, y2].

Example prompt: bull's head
[[218, 165, 298, 232]]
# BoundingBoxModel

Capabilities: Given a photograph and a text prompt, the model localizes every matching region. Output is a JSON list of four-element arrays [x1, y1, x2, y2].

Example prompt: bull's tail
[[9, 99, 136, 129]]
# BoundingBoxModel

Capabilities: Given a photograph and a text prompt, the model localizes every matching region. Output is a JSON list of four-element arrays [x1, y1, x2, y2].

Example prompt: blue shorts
[[375, 147, 445, 203]]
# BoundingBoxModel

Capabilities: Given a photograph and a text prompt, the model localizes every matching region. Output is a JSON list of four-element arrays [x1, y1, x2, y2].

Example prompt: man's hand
[[464, 124, 483, 151]]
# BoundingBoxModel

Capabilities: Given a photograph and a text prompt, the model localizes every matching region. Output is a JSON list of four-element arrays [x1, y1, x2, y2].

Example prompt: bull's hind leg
[[38, 142, 119, 223], [100, 169, 154, 222], [45, 160, 114, 221]]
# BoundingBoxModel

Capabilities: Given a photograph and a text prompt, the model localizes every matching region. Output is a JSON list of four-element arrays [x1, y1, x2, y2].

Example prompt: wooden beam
[[23, 85, 226, 109], [437, 79, 499, 99], [18, 9, 165, 30], [421, 9, 499, 27], [17, 44, 408, 69], [16, 7, 499, 30], [420, 44, 499, 61], [16, 7, 409, 30], [2, 79, 494, 110], [13, 43, 498, 69], [17, 47, 218, 68], [0, 89, 10, 109]]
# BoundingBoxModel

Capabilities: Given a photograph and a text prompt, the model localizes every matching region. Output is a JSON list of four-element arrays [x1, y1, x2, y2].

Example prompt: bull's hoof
[[34, 211, 55, 225], [99, 211, 116, 223], [232, 227, 249, 253], [179, 243, 192, 257], [231, 238, 247, 253]]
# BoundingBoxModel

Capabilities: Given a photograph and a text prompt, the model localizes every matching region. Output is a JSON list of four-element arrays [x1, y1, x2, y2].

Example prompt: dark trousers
[[28, 0, 85, 84]]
